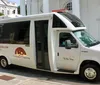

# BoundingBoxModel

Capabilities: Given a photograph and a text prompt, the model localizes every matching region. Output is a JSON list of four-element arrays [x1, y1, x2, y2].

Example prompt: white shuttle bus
[[0, 12, 100, 81]]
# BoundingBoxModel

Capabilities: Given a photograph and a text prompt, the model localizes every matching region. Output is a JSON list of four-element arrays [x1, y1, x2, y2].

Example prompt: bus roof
[[0, 12, 86, 31], [0, 12, 54, 24]]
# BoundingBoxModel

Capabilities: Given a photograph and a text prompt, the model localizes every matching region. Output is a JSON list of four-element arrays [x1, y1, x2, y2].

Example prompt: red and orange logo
[[15, 47, 27, 57]]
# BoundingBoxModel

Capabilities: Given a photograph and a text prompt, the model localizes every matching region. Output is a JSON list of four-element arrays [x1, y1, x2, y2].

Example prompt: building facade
[[20, 0, 73, 15], [20, 0, 100, 40], [0, 0, 18, 16]]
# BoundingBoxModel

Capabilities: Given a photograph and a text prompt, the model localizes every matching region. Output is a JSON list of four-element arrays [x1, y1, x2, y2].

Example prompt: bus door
[[35, 20, 50, 70], [56, 31, 80, 72]]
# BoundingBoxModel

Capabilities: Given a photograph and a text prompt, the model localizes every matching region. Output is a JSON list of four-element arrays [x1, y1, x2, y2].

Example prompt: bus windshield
[[59, 12, 85, 27], [73, 30, 100, 47]]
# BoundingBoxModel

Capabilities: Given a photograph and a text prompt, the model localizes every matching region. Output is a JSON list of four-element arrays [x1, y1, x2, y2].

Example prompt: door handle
[[57, 52, 59, 56], [81, 51, 88, 53]]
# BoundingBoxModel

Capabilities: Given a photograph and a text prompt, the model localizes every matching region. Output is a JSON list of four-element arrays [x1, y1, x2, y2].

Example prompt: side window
[[52, 14, 67, 28], [14, 21, 30, 44], [0, 21, 30, 44], [0, 23, 13, 43], [35, 20, 48, 51], [59, 32, 77, 47]]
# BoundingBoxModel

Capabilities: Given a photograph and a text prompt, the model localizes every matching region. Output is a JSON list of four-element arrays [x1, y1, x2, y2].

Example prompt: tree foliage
[[17, 5, 27, 15], [18, 6, 20, 14], [0, 13, 4, 16]]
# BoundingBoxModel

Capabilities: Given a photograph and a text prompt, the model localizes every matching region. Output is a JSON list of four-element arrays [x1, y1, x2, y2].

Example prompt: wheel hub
[[84, 68, 97, 80], [1, 59, 7, 67]]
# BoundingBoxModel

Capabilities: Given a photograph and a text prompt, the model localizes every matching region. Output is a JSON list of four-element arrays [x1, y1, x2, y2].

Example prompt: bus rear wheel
[[80, 64, 100, 82], [0, 57, 8, 68]]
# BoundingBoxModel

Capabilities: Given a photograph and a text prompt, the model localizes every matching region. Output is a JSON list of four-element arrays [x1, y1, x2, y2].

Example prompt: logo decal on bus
[[15, 47, 27, 57]]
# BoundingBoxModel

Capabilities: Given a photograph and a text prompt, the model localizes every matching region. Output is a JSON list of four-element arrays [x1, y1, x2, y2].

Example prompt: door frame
[[34, 20, 51, 70], [56, 30, 81, 72]]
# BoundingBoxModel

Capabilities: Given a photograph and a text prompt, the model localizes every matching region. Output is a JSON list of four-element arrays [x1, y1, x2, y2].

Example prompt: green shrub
[[0, 13, 4, 16]]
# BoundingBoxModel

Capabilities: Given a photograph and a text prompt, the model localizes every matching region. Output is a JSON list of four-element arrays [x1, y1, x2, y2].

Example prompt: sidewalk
[[17, 78, 70, 85], [0, 72, 70, 85]]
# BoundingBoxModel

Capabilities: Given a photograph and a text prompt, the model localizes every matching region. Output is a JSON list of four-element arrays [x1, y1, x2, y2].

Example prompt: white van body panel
[[0, 13, 53, 69], [74, 44, 100, 74], [80, 44, 100, 64]]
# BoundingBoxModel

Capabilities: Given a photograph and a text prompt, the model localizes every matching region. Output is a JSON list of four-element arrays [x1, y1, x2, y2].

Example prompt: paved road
[[0, 65, 99, 85]]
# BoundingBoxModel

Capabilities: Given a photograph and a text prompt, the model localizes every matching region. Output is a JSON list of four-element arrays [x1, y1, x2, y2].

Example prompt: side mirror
[[65, 40, 72, 49]]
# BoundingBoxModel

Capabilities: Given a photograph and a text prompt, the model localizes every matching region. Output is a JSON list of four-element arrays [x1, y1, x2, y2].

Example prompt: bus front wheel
[[80, 64, 100, 82]]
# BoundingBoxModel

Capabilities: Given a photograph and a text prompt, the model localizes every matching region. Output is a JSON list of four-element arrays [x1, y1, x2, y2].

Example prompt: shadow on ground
[[0, 65, 100, 85]]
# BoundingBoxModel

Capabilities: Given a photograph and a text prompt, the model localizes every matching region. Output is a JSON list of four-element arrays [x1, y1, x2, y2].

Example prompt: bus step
[[58, 69, 74, 73]]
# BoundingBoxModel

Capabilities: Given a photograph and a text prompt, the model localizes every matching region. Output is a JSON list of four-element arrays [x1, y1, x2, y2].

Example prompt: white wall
[[25, 0, 73, 14], [43, 0, 60, 13], [42, 0, 71, 13], [31, 0, 38, 14], [20, 0, 26, 16], [0, 6, 17, 16], [0, 0, 18, 16], [49, 0, 60, 12], [80, 0, 100, 40], [26, 0, 70, 14], [38, 0, 43, 13], [72, 0, 80, 18]]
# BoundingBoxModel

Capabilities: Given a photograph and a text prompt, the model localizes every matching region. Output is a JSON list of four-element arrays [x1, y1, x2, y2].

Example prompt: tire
[[0, 57, 8, 68], [80, 64, 100, 82]]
